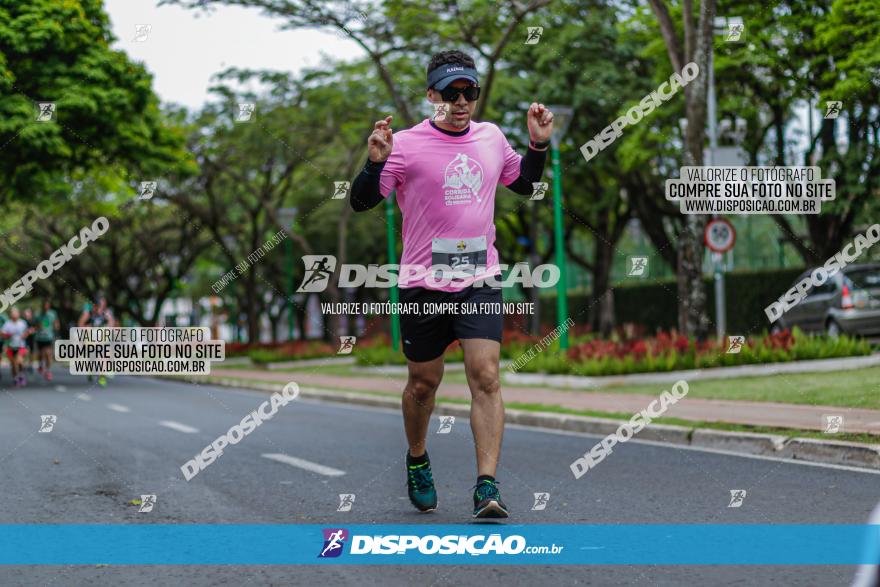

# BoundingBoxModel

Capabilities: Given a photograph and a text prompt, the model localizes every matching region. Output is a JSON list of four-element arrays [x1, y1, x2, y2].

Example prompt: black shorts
[[36, 339, 54, 350], [399, 285, 502, 362]]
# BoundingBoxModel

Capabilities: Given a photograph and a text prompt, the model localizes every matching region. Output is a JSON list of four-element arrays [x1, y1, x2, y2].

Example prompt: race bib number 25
[[431, 236, 487, 279]]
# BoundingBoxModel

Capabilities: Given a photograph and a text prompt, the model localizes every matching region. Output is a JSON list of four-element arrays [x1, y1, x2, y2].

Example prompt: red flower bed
[[760, 329, 795, 351], [567, 330, 717, 362]]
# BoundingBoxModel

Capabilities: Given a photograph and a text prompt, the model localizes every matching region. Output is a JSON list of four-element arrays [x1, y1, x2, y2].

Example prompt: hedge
[[540, 267, 806, 334]]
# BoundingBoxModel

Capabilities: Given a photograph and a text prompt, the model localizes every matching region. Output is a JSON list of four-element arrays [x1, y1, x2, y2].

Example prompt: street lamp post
[[547, 105, 573, 349], [277, 207, 298, 341]]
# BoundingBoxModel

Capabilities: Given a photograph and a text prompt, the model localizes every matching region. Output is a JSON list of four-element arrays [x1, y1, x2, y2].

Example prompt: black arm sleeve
[[350, 160, 386, 212], [505, 146, 548, 196]]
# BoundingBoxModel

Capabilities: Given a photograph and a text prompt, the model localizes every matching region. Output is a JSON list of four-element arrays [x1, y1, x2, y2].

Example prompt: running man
[[78, 295, 117, 328], [2, 308, 35, 387], [0, 311, 6, 381], [350, 50, 552, 518], [35, 300, 60, 381], [23, 307, 36, 373], [78, 294, 116, 386]]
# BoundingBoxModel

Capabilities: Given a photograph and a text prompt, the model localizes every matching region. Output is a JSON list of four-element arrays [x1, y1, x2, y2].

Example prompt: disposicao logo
[[317, 530, 563, 557], [318, 528, 348, 558]]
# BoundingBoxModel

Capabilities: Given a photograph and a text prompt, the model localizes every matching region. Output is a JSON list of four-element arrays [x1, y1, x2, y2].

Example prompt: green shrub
[[248, 341, 336, 364]]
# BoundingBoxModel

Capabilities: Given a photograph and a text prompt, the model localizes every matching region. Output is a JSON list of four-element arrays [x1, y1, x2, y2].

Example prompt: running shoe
[[98, 375, 107, 387], [473, 479, 509, 519], [44, 371, 52, 381], [406, 453, 437, 512]]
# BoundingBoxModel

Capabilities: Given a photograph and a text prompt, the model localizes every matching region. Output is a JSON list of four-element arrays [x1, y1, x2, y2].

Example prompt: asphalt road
[[1, 369, 877, 586]]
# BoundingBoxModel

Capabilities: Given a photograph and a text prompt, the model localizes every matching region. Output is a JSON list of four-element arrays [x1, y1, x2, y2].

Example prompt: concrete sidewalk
[[212, 368, 880, 435]]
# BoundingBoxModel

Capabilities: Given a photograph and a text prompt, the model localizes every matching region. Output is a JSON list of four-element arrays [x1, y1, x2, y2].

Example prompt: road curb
[[777, 437, 880, 469], [690, 428, 787, 455], [169, 375, 880, 472]]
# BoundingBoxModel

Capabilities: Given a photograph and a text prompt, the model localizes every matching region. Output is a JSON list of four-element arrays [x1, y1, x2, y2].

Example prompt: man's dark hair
[[427, 50, 476, 75]]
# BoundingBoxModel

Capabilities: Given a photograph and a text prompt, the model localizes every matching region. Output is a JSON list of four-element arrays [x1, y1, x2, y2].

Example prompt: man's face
[[428, 79, 477, 130]]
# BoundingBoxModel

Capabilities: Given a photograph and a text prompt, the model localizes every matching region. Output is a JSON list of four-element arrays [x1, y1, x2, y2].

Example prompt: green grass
[[274, 364, 380, 375], [196, 374, 878, 445], [580, 366, 880, 410], [214, 363, 252, 370], [272, 362, 880, 409]]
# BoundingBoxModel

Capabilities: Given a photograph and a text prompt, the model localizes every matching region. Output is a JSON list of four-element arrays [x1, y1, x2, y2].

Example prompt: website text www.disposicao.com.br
[[319, 531, 564, 559]]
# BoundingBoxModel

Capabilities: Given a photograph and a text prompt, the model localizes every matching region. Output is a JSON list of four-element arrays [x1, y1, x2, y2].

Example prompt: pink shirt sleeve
[[499, 127, 523, 187], [379, 135, 406, 197]]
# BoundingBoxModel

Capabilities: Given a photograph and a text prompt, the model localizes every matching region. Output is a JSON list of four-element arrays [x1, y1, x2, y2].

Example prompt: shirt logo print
[[442, 153, 484, 204]]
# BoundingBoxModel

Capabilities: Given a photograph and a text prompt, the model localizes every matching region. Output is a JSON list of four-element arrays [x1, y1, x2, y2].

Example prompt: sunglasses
[[437, 85, 481, 102]]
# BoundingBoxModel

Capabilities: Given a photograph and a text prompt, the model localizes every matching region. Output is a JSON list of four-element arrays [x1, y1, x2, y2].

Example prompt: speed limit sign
[[704, 218, 736, 253]]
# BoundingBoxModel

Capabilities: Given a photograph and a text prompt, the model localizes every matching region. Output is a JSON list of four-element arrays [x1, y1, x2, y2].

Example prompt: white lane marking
[[55, 385, 67, 392], [76, 393, 91, 401], [261, 453, 345, 477], [510, 424, 880, 476], [158, 420, 199, 434], [107, 403, 130, 413]]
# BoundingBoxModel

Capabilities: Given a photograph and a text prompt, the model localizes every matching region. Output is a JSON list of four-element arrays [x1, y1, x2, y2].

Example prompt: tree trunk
[[324, 289, 342, 340], [295, 299, 307, 341], [648, 0, 715, 339], [591, 238, 615, 336], [244, 274, 260, 343], [269, 311, 279, 344], [680, 102, 709, 338]]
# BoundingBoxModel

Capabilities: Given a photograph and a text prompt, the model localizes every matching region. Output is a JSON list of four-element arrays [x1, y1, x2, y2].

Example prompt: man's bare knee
[[406, 370, 442, 403], [468, 366, 500, 397]]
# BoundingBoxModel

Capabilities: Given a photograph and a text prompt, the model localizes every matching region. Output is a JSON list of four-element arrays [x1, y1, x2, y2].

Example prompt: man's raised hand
[[368, 116, 393, 162], [527, 103, 554, 145]]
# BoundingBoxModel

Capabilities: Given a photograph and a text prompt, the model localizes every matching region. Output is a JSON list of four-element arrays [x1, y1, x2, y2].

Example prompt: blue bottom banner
[[0, 524, 877, 565]]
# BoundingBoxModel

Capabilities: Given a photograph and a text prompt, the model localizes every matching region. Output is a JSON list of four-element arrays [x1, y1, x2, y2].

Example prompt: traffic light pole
[[386, 194, 400, 351], [285, 238, 295, 340], [551, 145, 569, 349]]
